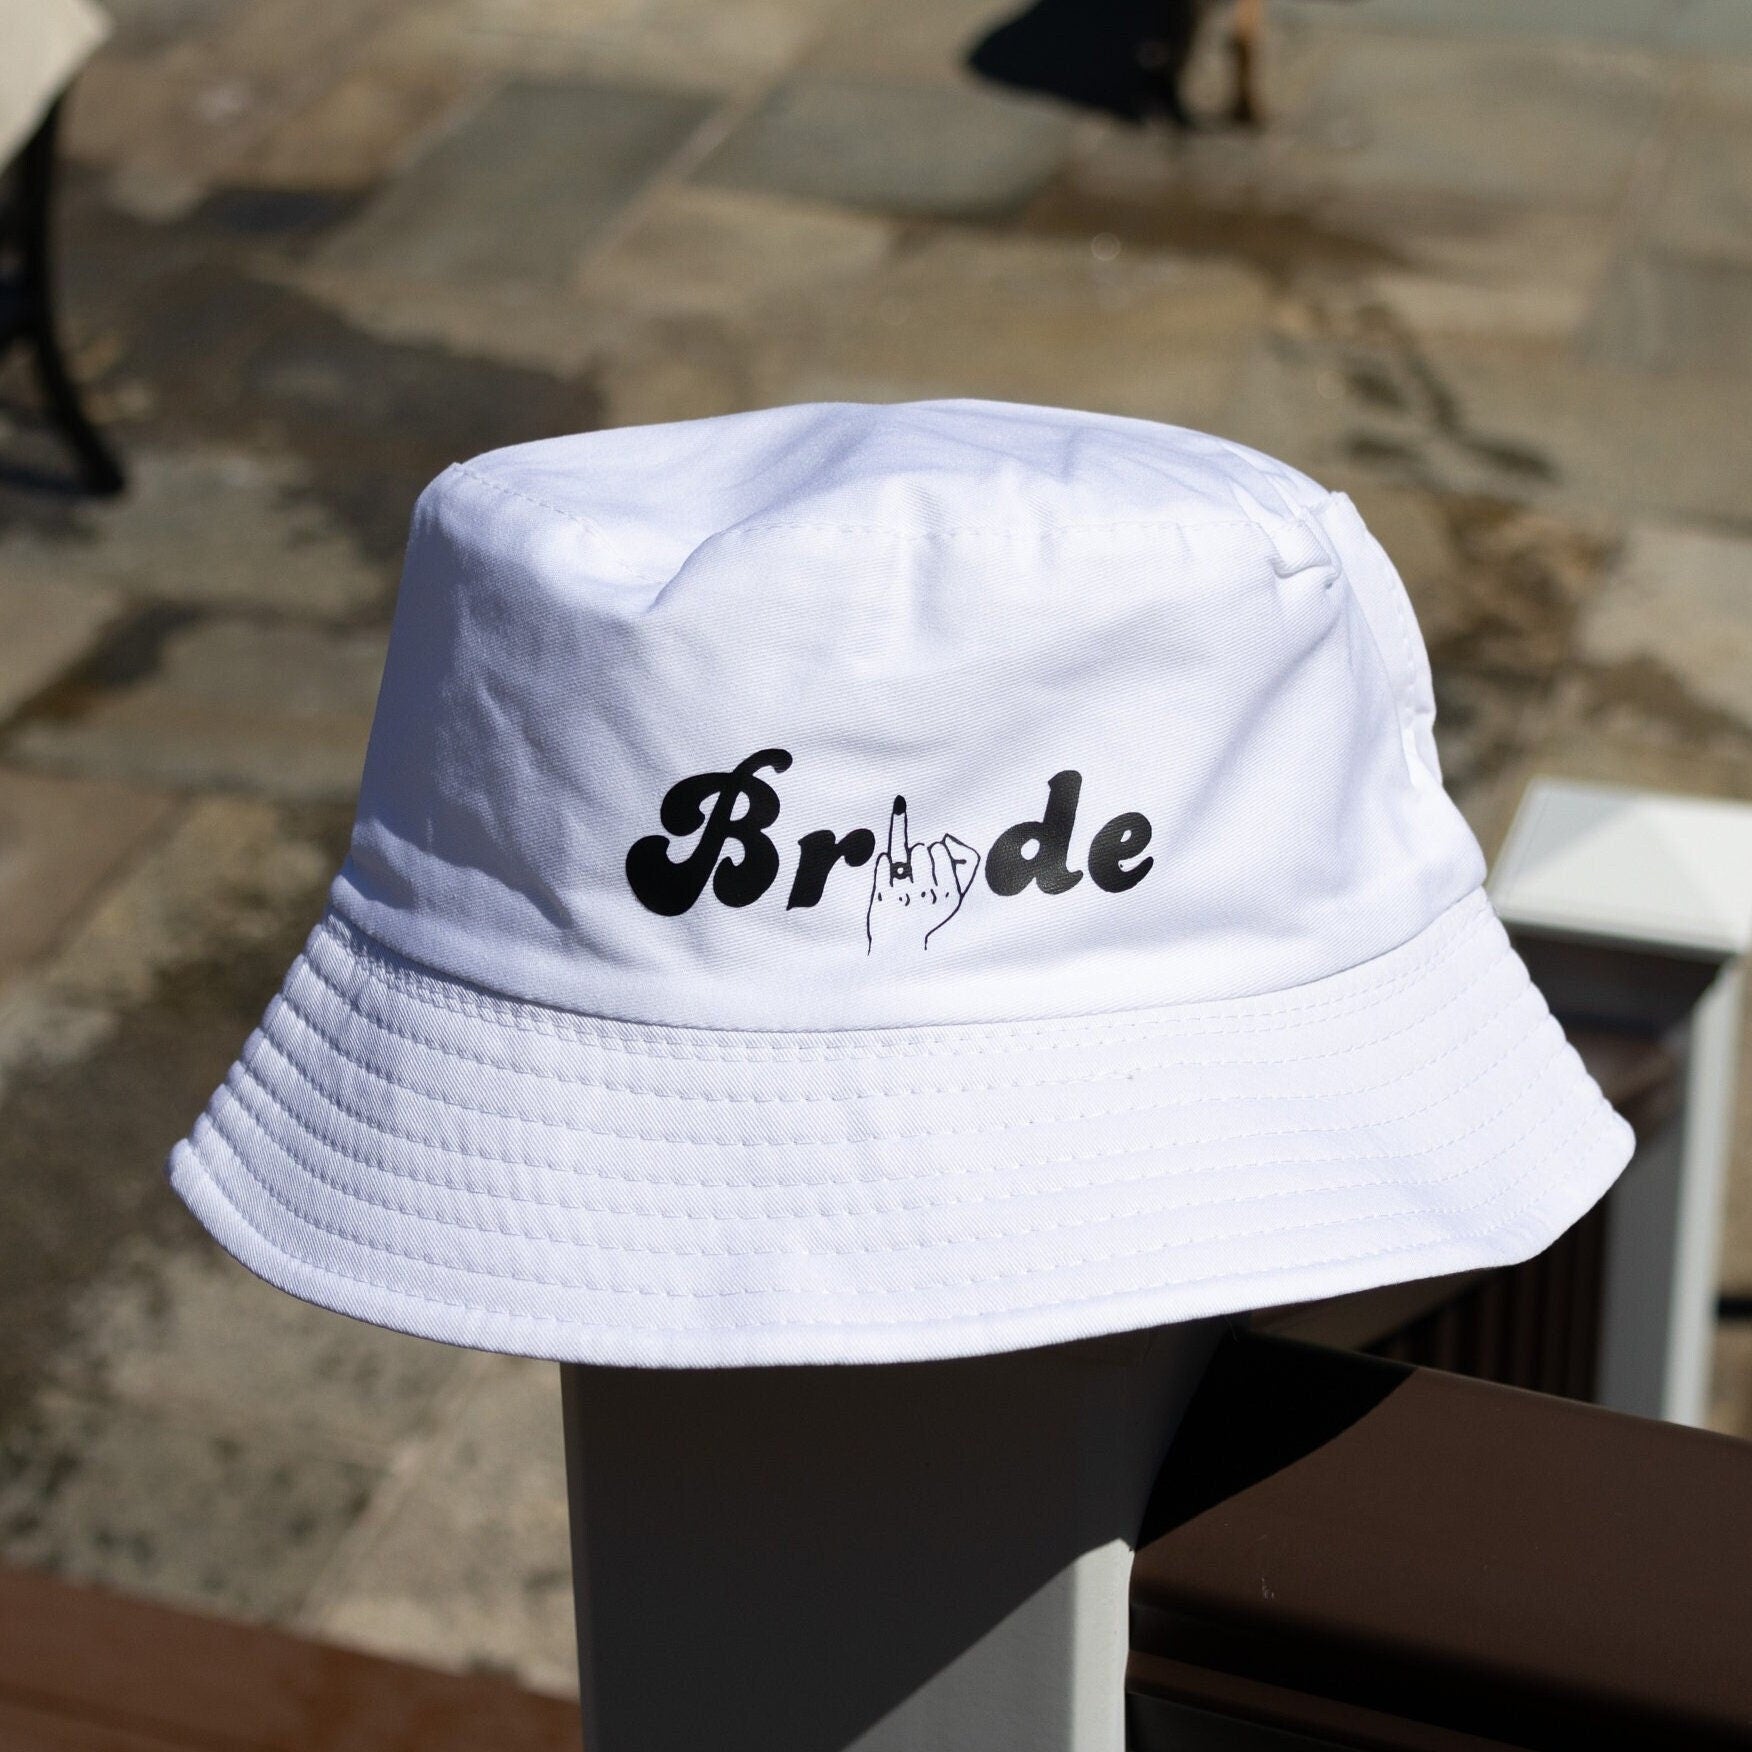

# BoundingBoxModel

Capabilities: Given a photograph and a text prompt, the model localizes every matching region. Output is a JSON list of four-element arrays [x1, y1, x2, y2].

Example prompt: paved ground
[[3, 0, 1752, 1695]]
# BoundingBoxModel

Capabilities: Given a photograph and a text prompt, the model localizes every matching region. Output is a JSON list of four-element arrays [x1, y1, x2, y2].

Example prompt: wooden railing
[[0, 1563, 580, 1751], [5, 1330, 1747, 1750], [1129, 1330, 1752, 1750]]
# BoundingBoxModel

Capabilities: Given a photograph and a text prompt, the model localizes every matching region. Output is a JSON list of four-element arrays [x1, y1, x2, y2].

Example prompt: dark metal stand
[[0, 98, 125, 496]]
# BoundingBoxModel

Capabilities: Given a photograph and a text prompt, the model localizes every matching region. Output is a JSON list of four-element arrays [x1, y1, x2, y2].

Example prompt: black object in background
[[0, 98, 126, 496], [967, 0, 1204, 127]]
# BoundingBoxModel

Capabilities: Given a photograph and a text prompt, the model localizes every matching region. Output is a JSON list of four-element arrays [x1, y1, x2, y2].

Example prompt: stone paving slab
[[7, 618, 387, 803], [1578, 523, 1752, 735], [407, 0, 853, 92], [0, 770, 178, 989], [0, 1390, 378, 1620], [1649, 62, 1752, 264], [1023, 25, 1672, 303], [0, 449, 390, 620], [1359, 206, 1618, 347], [0, 796, 340, 1393], [1387, 495, 1614, 818], [0, 574, 125, 726], [142, 0, 402, 97], [103, 0, 238, 56], [285, 259, 637, 382], [1214, 325, 1506, 512], [802, 0, 1015, 85], [9, 795, 337, 1024], [1035, 123, 1619, 347], [1408, 334, 1752, 529], [68, 0, 406, 218], [1672, 0, 1752, 54], [66, 61, 272, 221], [0, 791, 366, 1620], [579, 184, 897, 319], [300, 1356, 576, 1693], [1584, 250, 1752, 376], [278, 269, 765, 435], [1297, 0, 1682, 49], [50, 1247, 468, 1464], [749, 228, 1270, 424], [230, 35, 484, 191], [1281, 33, 1671, 212], [698, 75, 1073, 220], [321, 78, 713, 285], [422, 0, 646, 31], [134, 286, 606, 567]]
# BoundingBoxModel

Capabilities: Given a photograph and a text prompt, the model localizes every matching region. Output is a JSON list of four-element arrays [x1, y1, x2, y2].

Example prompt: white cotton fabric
[[169, 399, 1633, 1367]]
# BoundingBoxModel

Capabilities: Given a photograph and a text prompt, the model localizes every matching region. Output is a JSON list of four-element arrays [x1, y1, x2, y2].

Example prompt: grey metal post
[[1491, 778, 1752, 1425], [561, 1322, 1218, 1752]]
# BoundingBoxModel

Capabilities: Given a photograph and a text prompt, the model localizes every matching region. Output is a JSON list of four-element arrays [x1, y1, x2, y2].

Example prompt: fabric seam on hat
[[447, 461, 647, 581], [272, 933, 1507, 1109], [187, 1075, 1613, 1303], [221, 997, 1557, 1217], [713, 510, 1326, 539], [311, 893, 1496, 1059], [170, 1095, 1622, 1343], [450, 462, 1335, 544], [209, 1024, 1572, 1257], [258, 955, 1528, 1152], [1317, 493, 1423, 788], [173, 1094, 1625, 1334]]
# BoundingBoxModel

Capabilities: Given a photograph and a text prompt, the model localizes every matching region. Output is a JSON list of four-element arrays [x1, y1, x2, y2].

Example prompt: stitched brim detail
[[169, 890, 1633, 1367]]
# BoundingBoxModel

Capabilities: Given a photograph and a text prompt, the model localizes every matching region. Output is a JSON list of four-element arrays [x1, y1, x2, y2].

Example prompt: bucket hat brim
[[169, 887, 1631, 1367]]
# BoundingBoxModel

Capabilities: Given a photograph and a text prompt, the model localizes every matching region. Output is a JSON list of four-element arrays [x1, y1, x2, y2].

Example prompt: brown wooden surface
[[1128, 1650, 1519, 1752], [1132, 1332, 1752, 1749], [0, 1565, 581, 1752]]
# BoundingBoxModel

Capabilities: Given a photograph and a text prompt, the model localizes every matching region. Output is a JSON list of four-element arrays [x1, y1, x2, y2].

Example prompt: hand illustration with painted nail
[[866, 796, 981, 954]]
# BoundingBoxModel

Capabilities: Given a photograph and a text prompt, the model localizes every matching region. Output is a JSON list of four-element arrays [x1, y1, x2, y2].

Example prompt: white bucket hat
[[170, 400, 1632, 1367]]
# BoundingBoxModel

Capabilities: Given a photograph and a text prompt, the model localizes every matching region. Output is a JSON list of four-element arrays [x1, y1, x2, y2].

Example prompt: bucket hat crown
[[171, 400, 1631, 1366]]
